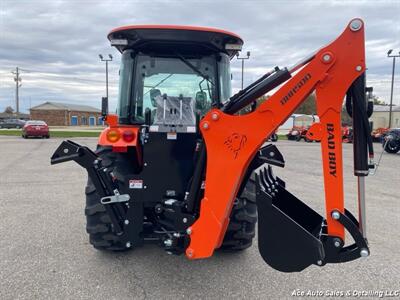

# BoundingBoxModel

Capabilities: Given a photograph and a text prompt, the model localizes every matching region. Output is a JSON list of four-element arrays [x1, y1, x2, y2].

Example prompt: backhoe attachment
[[186, 19, 373, 272]]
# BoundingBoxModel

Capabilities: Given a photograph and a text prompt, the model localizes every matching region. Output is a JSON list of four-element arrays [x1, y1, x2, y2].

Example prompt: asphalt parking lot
[[0, 136, 399, 299]]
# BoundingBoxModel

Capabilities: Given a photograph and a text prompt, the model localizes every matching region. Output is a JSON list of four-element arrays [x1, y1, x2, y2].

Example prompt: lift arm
[[186, 19, 370, 269]]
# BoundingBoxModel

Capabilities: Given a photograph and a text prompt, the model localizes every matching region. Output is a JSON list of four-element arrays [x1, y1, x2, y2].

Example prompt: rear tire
[[220, 177, 257, 251], [305, 136, 313, 143], [384, 140, 400, 154], [85, 147, 129, 251]]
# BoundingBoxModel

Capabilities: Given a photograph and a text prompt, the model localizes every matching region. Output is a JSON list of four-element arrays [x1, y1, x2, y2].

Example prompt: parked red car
[[22, 120, 50, 138], [341, 125, 353, 143], [371, 127, 389, 143], [287, 125, 318, 142]]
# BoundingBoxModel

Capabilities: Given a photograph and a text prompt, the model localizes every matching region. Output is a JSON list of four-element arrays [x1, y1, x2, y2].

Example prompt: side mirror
[[101, 97, 108, 118]]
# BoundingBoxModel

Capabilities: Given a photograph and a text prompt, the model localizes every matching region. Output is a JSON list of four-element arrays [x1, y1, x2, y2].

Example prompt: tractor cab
[[108, 25, 243, 132]]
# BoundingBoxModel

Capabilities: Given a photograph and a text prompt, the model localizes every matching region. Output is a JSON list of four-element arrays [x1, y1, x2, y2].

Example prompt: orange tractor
[[52, 19, 375, 272], [371, 127, 389, 142]]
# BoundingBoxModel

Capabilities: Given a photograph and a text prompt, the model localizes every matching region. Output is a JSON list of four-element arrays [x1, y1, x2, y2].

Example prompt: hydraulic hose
[[346, 73, 374, 176]]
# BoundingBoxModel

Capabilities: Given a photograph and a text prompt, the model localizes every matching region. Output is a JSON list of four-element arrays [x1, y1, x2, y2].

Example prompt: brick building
[[30, 102, 103, 126]]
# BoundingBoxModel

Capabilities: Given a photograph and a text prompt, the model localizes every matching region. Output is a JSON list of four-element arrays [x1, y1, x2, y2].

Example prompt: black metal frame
[[51, 139, 196, 252]]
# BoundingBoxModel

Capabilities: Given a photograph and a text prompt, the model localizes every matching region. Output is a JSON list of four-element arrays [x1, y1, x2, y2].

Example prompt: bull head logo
[[224, 133, 247, 159]]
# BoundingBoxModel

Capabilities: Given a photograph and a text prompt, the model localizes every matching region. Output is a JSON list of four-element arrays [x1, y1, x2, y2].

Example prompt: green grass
[[0, 129, 101, 138], [0, 130, 288, 140], [277, 134, 288, 140]]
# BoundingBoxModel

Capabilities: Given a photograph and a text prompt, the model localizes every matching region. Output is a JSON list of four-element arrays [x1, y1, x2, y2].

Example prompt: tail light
[[106, 129, 121, 142], [122, 130, 135, 142]]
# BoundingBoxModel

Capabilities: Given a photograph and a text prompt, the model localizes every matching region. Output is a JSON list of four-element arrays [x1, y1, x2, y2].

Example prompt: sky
[[0, 0, 399, 113]]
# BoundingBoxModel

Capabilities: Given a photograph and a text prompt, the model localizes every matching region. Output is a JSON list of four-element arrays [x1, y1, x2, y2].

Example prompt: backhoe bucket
[[255, 166, 368, 272]]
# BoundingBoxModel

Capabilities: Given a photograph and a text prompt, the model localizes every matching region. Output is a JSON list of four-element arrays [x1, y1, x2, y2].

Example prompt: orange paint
[[186, 19, 365, 259], [108, 25, 243, 42]]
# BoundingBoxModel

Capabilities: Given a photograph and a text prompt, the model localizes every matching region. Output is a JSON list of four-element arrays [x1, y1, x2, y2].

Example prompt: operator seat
[[150, 89, 162, 107]]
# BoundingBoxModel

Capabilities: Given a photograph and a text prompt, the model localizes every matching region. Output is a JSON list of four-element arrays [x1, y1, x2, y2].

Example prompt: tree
[[341, 105, 352, 126], [371, 95, 386, 105], [294, 93, 316, 115], [4, 106, 14, 114], [238, 95, 270, 115]]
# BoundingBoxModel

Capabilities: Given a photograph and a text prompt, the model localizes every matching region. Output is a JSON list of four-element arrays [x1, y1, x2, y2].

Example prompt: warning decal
[[129, 179, 143, 189]]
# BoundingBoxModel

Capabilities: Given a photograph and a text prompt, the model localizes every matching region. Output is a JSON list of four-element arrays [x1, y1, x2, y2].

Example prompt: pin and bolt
[[331, 210, 341, 220], [323, 54, 331, 62], [349, 19, 362, 31], [211, 113, 219, 121], [360, 248, 369, 258]]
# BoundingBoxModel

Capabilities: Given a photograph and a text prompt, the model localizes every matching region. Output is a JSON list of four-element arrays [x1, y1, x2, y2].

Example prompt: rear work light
[[106, 129, 121, 142], [122, 130, 135, 142]]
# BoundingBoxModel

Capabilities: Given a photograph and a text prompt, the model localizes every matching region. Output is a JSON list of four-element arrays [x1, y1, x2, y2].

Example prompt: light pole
[[99, 54, 113, 99], [387, 49, 399, 128], [12, 67, 22, 114], [236, 51, 250, 90]]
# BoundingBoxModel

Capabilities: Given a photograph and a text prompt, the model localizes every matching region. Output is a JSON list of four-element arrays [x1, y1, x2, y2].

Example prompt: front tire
[[220, 178, 257, 251]]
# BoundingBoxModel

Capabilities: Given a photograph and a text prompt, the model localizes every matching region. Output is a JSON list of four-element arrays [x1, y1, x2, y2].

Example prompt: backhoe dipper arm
[[186, 19, 369, 266]]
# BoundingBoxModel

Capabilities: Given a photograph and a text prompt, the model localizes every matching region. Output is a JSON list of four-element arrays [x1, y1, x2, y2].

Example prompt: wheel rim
[[387, 141, 398, 151]]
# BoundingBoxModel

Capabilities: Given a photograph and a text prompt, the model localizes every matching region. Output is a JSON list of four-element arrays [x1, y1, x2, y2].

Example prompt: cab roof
[[107, 25, 243, 58]]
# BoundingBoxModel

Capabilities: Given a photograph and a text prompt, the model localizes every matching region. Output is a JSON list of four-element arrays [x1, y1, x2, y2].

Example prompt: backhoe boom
[[186, 19, 371, 271]]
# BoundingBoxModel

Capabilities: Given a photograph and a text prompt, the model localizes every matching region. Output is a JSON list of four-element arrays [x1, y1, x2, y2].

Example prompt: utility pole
[[12, 67, 22, 114], [387, 49, 399, 128], [236, 51, 251, 90], [99, 54, 113, 99]]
